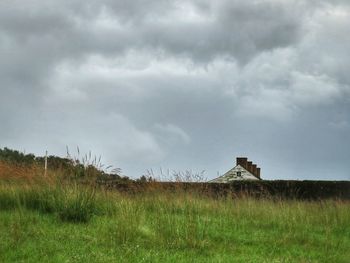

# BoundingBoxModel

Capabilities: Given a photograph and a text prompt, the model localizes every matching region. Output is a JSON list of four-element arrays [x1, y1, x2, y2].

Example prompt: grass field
[[0, 163, 349, 262]]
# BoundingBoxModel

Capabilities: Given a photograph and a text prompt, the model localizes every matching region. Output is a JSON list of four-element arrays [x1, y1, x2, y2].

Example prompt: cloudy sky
[[1, 0, 349, 180]]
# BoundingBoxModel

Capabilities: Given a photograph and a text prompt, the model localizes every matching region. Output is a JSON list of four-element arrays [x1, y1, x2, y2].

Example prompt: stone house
[[210, 157, 261, 183]]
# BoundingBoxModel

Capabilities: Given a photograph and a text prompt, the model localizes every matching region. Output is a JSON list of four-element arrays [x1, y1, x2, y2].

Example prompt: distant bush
[[0, 147, 133, 184], [0, 147, 35, 165]]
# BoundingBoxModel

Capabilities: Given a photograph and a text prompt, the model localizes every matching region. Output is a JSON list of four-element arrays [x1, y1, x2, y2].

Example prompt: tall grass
[[1, 160, 349, 261], [0, 160, 98, 223]]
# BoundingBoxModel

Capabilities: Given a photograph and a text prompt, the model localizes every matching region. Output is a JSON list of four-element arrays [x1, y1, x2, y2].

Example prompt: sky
[[1, 0, 349, 180]]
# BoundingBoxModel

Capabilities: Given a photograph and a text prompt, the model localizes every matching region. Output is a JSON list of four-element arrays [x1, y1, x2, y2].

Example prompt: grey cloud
[[0, 0, 304, 63], [1, 0, 350, 180]]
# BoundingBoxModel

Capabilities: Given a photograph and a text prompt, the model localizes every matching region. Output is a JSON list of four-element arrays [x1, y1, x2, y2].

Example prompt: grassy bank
[[1, 182, 349, 262], [0, 158, 349, 262]]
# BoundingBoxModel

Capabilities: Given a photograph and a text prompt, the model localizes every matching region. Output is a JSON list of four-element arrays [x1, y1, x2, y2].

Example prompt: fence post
[[44, 150, 48, 176]]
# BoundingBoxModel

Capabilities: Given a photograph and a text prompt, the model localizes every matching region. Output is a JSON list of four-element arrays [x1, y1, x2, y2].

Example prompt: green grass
[[0, 182, 349, 262]]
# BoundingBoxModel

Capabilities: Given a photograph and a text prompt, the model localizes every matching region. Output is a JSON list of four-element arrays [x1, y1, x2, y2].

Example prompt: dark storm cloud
[[0, 0, 304, 62], [1, 0, 349, 179]]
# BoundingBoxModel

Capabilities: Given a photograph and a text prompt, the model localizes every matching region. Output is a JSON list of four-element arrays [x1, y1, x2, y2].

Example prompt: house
[[210, 157, 261, 183]]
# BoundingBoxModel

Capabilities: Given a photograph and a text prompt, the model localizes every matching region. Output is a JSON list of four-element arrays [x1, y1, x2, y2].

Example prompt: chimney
[[236, 157, 248, 169], [235, 157, 262, 179], [246, 161, 252, 173], [251, 164, 257, 177], [256, 167, 261, 178]]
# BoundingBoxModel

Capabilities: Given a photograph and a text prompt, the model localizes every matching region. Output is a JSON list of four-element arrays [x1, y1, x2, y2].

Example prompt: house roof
[[209, 165, 260, 183], [209, 157, 262, 183]]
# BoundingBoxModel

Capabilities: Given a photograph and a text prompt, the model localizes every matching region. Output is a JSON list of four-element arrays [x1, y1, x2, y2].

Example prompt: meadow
[[0, 160, 349, 262]]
